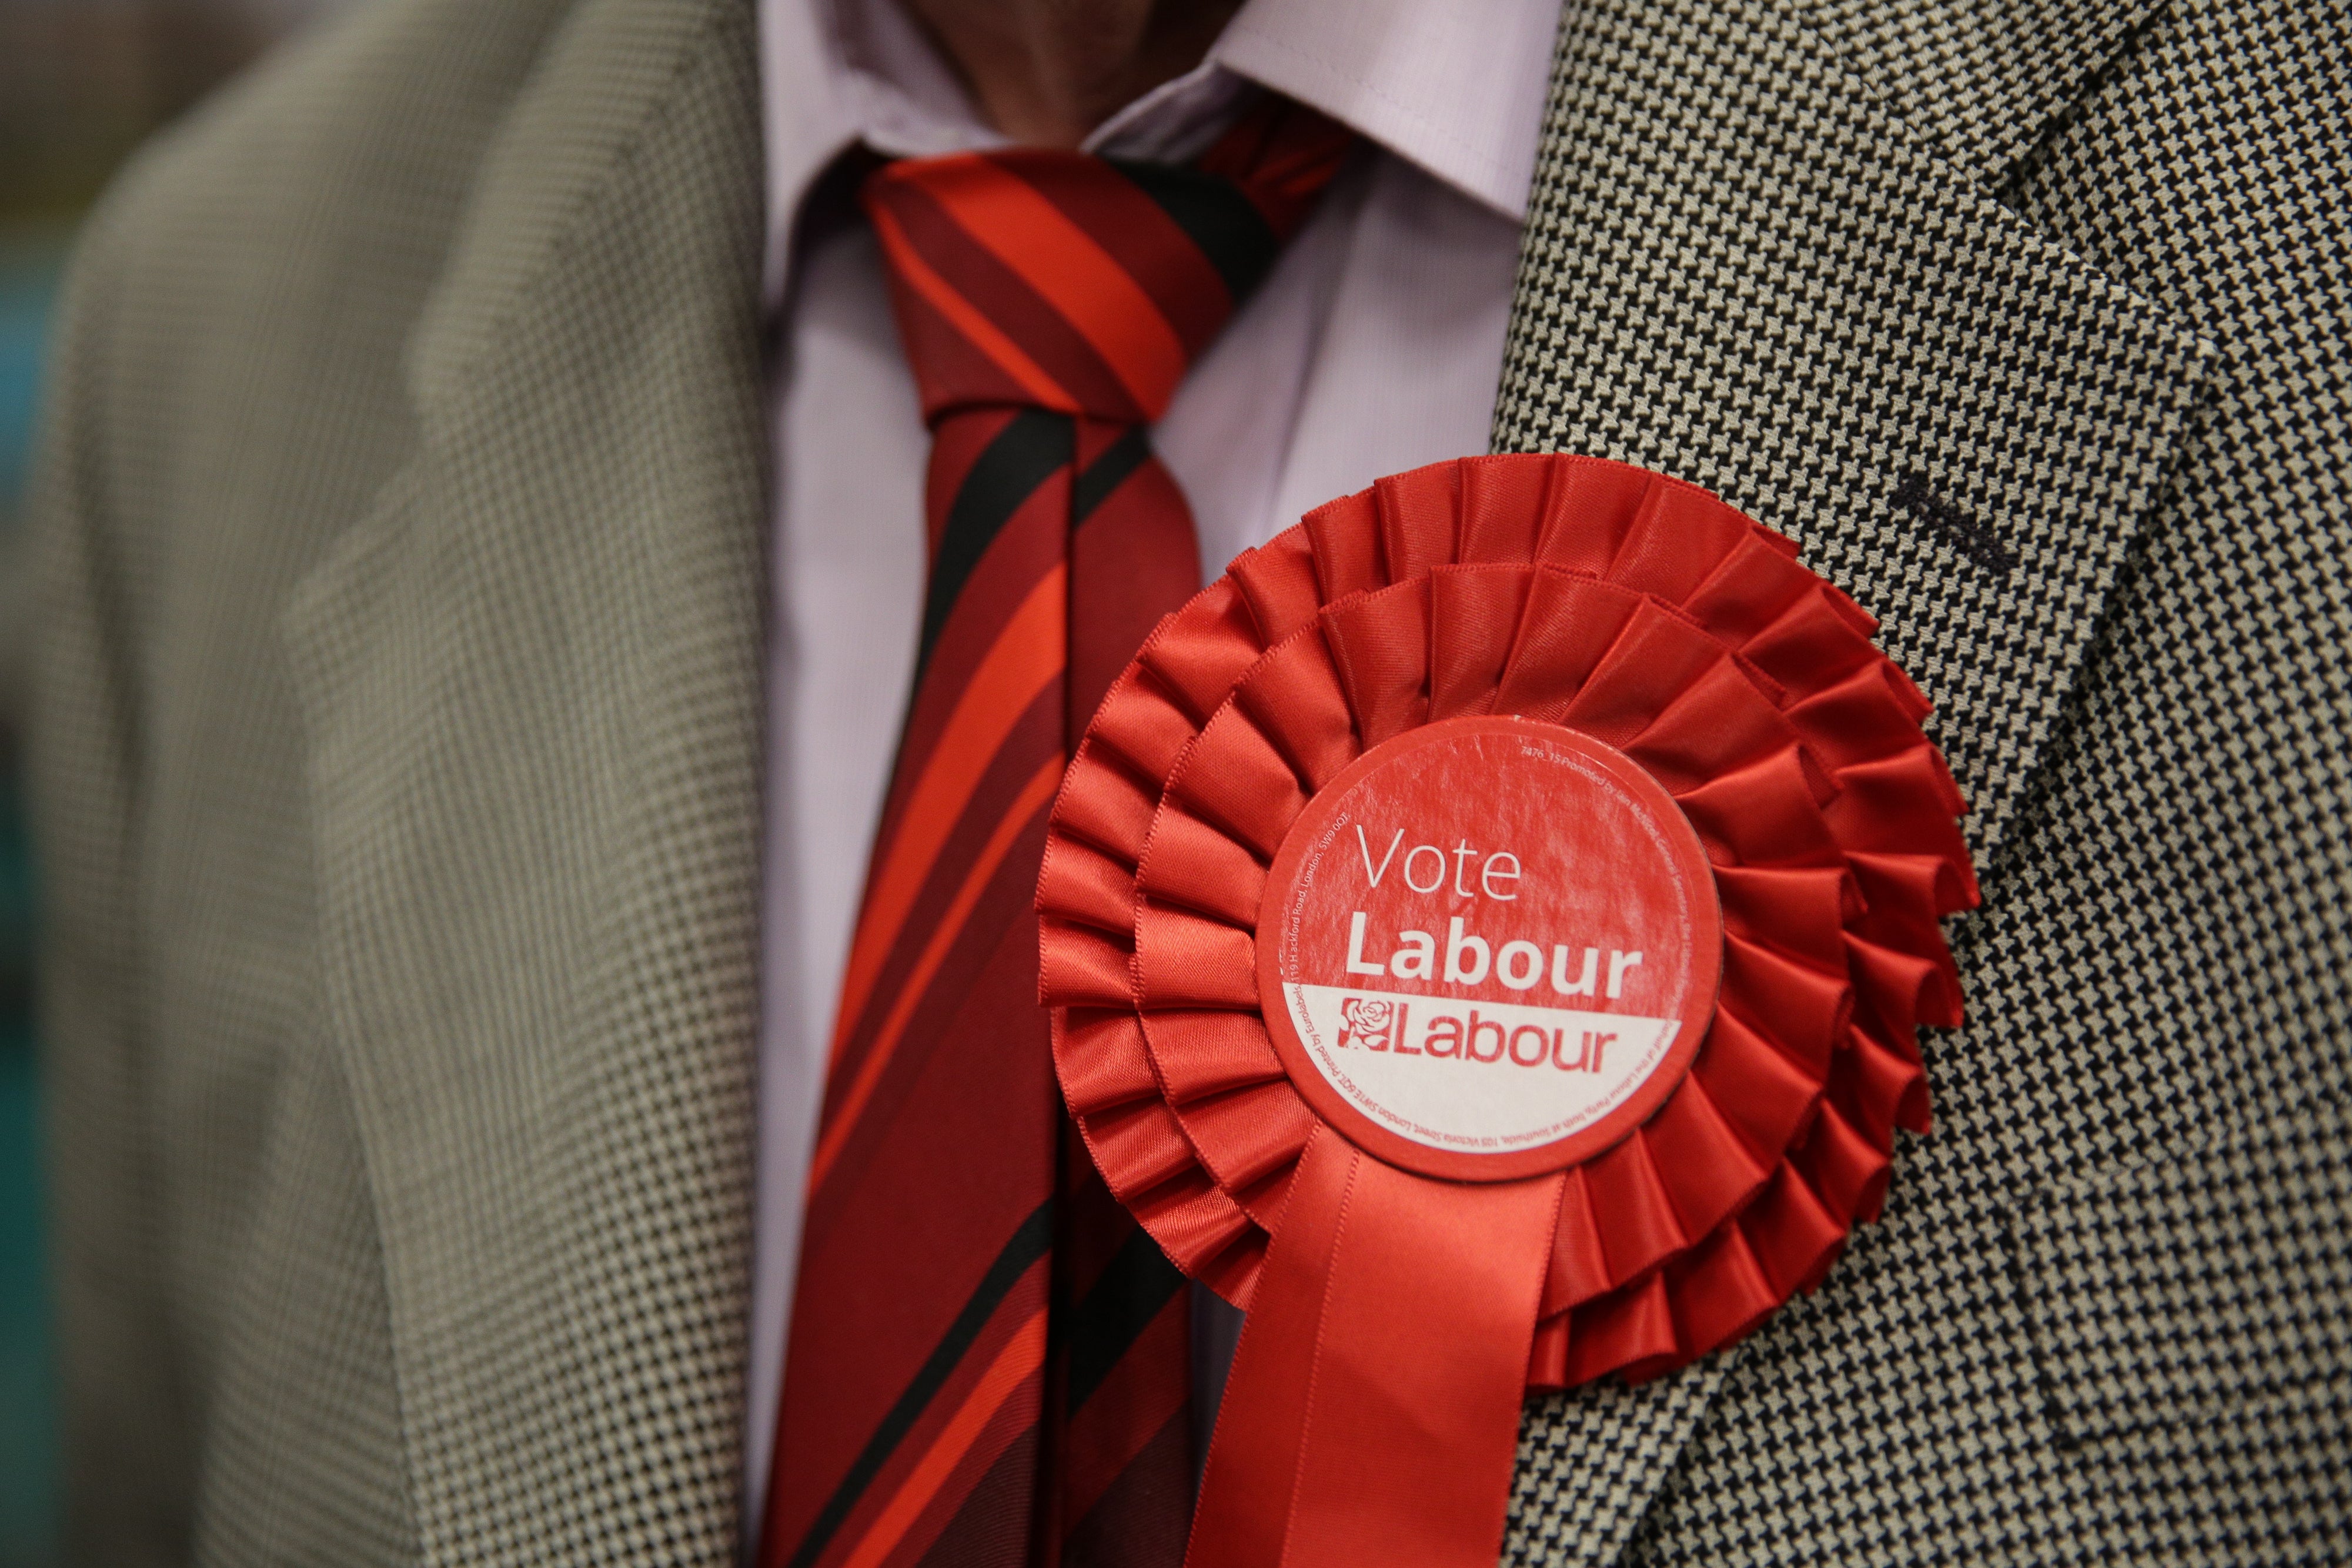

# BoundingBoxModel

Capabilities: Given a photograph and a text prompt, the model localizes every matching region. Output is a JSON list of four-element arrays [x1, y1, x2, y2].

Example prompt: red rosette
[[1038, 454, 1974, 1568]]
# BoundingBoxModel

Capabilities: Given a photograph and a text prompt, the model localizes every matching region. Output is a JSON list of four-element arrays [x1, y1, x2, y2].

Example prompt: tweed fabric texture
[[32, 0, 768, 1563], [2011, 1099, 2352, 1449], [1803, 0, 2163, 185], [30, 1, 582, 1560], [1494, 0, 2350, 1563], [28, 0, 2349, 1563], [280, 3, 771, 1562]]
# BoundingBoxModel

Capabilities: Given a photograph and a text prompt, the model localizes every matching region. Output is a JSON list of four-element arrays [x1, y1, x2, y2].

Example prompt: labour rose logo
[[1338, 995, 1396, 1050]]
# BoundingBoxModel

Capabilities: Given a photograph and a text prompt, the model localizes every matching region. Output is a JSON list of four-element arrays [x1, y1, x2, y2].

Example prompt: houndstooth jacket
[[27, 0, 2348, 1563]]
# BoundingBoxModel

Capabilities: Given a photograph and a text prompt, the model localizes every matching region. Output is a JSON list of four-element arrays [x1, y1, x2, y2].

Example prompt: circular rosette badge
[[1261, 717, 1722, 1180], [1035, 454, 1976, 1568]]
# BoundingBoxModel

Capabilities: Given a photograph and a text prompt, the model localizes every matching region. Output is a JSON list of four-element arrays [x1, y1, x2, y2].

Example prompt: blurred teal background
[[2, 6, 351, 1562], [1, 219, 64, 1568]]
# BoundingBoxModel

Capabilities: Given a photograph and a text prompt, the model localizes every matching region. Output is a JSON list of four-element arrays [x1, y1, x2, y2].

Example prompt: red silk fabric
[[1191, 1128, 1559, 1568], [1035, 453, 1976, 1568]]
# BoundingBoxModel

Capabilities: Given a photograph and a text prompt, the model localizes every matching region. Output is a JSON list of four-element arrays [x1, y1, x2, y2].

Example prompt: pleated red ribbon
[[1035, 454, 1976, 1568]]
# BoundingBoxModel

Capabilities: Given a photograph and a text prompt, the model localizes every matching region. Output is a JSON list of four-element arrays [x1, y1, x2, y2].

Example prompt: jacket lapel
[[282, 0, 767, 1561], [1493, 0, 2208, 1560]]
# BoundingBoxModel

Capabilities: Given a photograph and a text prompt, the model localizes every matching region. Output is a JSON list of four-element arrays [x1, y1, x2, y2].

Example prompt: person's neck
[[899, 0, 1244, 148]]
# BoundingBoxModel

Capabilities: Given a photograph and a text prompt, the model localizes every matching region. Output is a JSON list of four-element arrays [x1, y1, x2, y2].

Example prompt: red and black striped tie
[[760, 103, 1352, 1568]]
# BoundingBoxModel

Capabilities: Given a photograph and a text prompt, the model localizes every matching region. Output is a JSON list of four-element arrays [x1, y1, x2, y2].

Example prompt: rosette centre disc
[[1255, 715, 1723, 1181]]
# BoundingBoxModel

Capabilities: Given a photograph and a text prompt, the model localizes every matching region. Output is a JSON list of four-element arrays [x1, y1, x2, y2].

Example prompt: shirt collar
[[758, 0, 1559, 301]]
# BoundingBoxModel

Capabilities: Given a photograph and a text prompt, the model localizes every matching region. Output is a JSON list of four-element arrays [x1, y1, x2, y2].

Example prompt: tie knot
[[864, 99, 1353, 427]]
